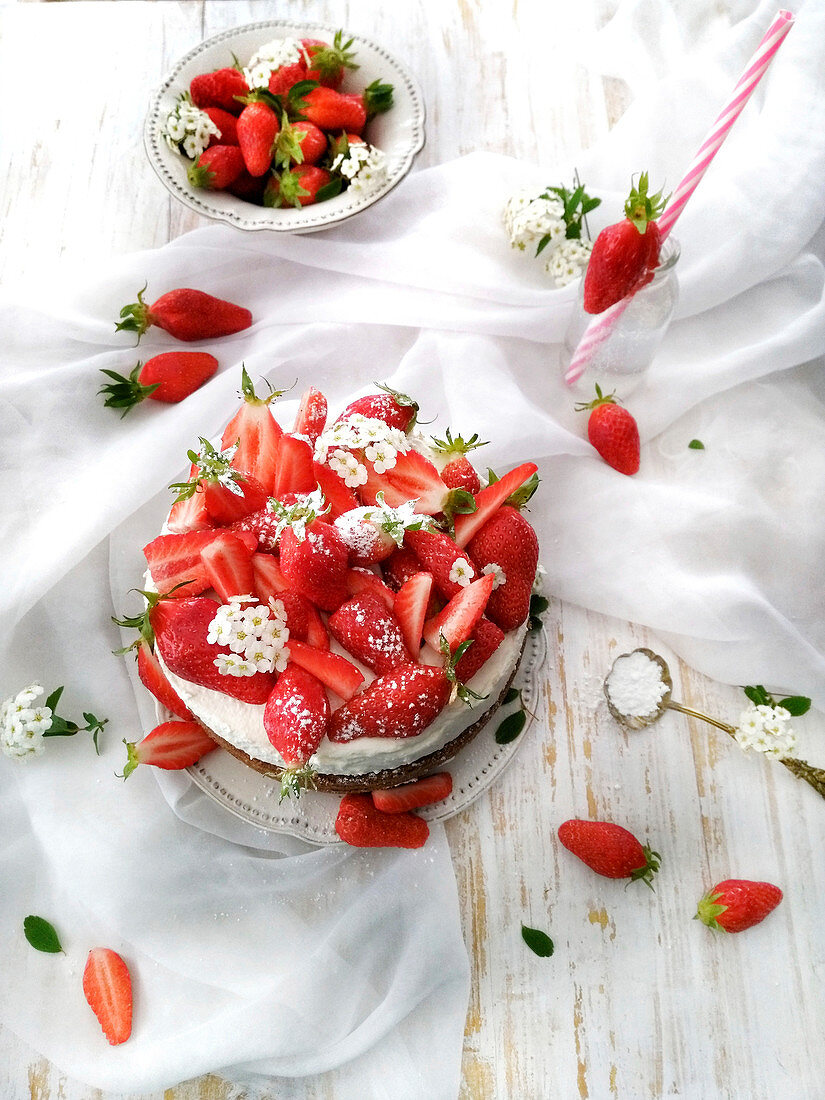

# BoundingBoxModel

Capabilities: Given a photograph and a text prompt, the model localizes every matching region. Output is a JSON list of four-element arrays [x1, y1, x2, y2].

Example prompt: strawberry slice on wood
[[453, 461, 538, 549], [328, 593, 412, 675], [119, 720, 216, 779], [136, 639, 193, 721], [221, 367, 285, 496], [264, 665, 330, 798], [372, 772, 453, 813], [200, 530, 256, 602], [336, 793, 429, 849], [422, 573, 494, 654], [83, 948, 133, 1046], [287, 638, 364, 700], [393, 572, 434, 660]]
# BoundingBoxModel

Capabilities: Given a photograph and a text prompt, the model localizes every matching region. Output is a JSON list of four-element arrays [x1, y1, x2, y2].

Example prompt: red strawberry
[[312, 460, 359, 519], [116, 286, 251, 343], [143, 528, 255, 596], [344, 566, 396, 611], [328, 665, 450, 742], [382, 546, 435, 596], [328, 593, 412, 675], [221, 368, 285, 495], [99, 352, 218, 415], [273, 118, 328, 168], [422, 573, 494, 653], [335, 793, 429, 849], [171, 438, 269, 525], [454, 617, 504, 682], [277, 590, 330, 649], [558, 819, 660, 887], [695, 879, 783, 933], [153, 596, 276, 703], [453, 461, 538, 549], [264, 165, 335, 208], [187, 144, 245, 190], [359, 448, 450, 515], [267, 61, 310, 97], [136, 639, 193, 720], [203, 106, 239, 145], [299, 80, 393, 135], [393, 572, 433, 660], [230, 508, 282, 552], [279, 519, 349, 611], [250, 550, 288, 596], [406, 529, 476, 602], [228, 169, 267, 204], [272, 434, 316, 497], [575, 386, 640, 475], [120, 719, 216, 779], [236, 100, 279, 177], [334, 506, 397, 566], [287, 639, 364, 701], [190, 67, 249, 113], [301, 31, 359, 89], [583, 173, 666, 314], [264, 665, 330, 768], [199, 530, 255, 602], [432, 429, 486, 494], [82, 948, 132, 1046], [372, 772, 453, 813], [466, 506, 539, 631], [166, 490, 213, 534], [336, 384, 418, 432], [293, 386, 328, 442]]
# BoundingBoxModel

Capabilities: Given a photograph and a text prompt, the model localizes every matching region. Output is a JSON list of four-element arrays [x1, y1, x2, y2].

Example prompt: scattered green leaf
[[688, 439, 705, 450], [495, 710, 526, 745], [778, 695, 811, 716], [503, 687, 521, 706], [23, 915, 63, 954], [521, 924, 554, 957]]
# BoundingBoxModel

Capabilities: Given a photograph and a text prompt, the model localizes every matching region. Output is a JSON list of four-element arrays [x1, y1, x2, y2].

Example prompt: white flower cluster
[[197, 441, 244, 495], [733, 704, 797, 759], [1, 683, 52, 760], [449, 558, 475, 588], [207, 596, 290, 677], [243, 36, 306, 90], [502, 190, 593, 288], [162, 95, 221, 160], [482, 562, 507, 590], [315, 415, 410, 487], [267, 488, 329, 542], [330, 142, 388, 195]]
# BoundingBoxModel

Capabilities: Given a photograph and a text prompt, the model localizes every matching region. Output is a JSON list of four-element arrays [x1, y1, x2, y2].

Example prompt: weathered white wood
[[1, 3, 823, 1099]]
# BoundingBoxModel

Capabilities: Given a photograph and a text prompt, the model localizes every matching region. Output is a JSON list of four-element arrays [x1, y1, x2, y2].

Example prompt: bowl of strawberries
[[144, 21, 426, 232]]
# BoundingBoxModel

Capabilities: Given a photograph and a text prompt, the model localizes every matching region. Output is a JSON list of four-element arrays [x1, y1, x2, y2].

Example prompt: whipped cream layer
[[158, 623, 526, 777]]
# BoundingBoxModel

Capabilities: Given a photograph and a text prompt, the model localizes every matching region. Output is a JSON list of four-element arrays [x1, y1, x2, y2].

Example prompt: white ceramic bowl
[[144, 20, 426, 233]]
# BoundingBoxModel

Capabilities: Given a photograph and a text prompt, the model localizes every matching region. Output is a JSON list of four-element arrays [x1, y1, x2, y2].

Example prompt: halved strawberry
[[250, 550, 288, 598], [83, 948, 132, 1046], [405, 529, 476, 602], [454, 617, 504, 682], [166, 490, 213, 534], [312, 460, 359, 519], [143, 528, 255, 596], [279, 519, 349, 611], [422, 573, 494, 653], [287, 638, 364, 700], [336, 384, 418, 432], [335, 793, 429, 849], [264, 665, 329, 772], [393, 572, 433, 660], [136, 639, 193, 721], [328, 593, 411, 675], [200, 531, 255, 603], [372, 772, 453, 813], [120, 720, 216, 779], [170, 436, 269, 525], [329, 665, 450, 742], [221, 367, 285, 495], [272, 434, 316, 498], [344, 566, 396, 610], [453, 461, 538, 548], [293, 386, 328, 442], [359, 449, 450, 515]]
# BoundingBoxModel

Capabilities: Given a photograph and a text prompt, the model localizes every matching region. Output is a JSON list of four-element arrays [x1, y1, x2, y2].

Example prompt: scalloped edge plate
[[144, 20, 426, 233]]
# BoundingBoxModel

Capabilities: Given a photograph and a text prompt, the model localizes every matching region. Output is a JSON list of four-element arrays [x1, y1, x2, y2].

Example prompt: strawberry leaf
[[315, 177, 344, 203], [503, 687, 521, 705], [688, 439, 705, 450], [495, 710, 526, 744], [521, 924, 554, 957], [23, 915, 63, 954], [778, 695, 811, 716]]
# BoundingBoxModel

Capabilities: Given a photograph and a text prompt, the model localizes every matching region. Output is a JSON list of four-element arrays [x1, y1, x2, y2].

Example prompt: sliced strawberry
[[272, 434, 316, 498], [153, 596, 276, 703], [250, 550, 288, 597], [202, 475, 268, 525], [200, 530, 255, 603], [82, 948, 132, 1046], [336, 384, 418, 432], [221, 367, 284, 495], [335, 793, 429, 849], [405, 529, 476, 602], [422, 573, 494, 653], [328, 665, 450, 742], [393, 572, 433, 660], [293, 387, 328, 442], [328, 593, 411, 675], [264, 665, 330, 767], [454, 617, 504, 682], [312, 460, 359, 519], [279, 519, 349, 611], [453, 461, 538, 548], [359, 448, 450, 515], [136, 639, 193, 720], [120, 720, 216, 779], [143, 528, 253, 596], [287, 638, 364, 701], [344, 566, 396, 610], [372, 772, 453, 813], [166, 490, 213, 534]]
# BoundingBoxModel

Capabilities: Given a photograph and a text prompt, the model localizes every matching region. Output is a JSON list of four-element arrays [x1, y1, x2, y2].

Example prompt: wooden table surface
[[2, 2, 823, 1098]]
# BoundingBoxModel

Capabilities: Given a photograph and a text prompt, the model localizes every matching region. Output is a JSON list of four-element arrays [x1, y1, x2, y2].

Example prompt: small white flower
[[733, 704, 797, 759], [449, 558, 474, 587], [268, 597, 287, 622], [272, 645, 290, 673], [546, 238, 593, 288], [364, 441, 397, 474], [1, 683, 50, 760], [482, 562, 507, 590]]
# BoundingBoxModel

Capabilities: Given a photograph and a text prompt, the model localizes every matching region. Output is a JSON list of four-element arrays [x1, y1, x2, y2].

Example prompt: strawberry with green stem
[[119, 720, 216, 779], [264, 165, 339, 208], [264, 665, 330, 800], [297, 79, 393, 136], [187, 145, 245, 190], [695, 879, 783, 933], [301, 31, 359, 89], [558, 819, 660, 888], [335, 793, 429, 849], [221, 367, 288, 496], [432, 430, 488, 494], [236, 96, 280, 176], [99, 351, 218, 415], [336, 383, 418, 432], [115, 285, 252, 343], [170, 437, 269, 524], [575, 385, 640, 476]]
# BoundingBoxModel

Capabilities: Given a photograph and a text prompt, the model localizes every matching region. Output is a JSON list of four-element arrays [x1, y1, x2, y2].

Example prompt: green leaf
[[43, 686, 64, 713], [535, 234, 552, 257], [521, 924, 554, 957], [688, 439, 705, 450], [23, 915, 63, 954], [530, 595, 549, 617], [503, 687, 521, 706], [314, 177, 344, 203], [778, 696, 811, 716], [744, 684, 773, 707], [495, 710, 526, 744]]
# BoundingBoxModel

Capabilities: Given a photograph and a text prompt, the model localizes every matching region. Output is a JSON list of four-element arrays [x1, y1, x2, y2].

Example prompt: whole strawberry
[[264, 165, 336, 208], [99, 351, 218, 415], [558, 819, 660, 888], [335, 793, 429, 849], [116, 286, 252, 343], [583, 172, 667, 314], [237, 99, 280, 177], [187, 145, 245, 190], [279, 518, 349, 611], [431, 429, 486, 494], [575, 385, 640, 475], [695, 879, 783, 933], [190, 67, 249, 113], [336, 383, 418, 432]]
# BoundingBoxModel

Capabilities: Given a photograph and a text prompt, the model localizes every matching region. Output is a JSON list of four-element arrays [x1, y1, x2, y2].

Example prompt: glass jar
[[560, 237, 680, 396]]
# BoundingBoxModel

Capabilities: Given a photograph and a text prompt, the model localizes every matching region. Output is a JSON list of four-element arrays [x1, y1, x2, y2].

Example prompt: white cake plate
[[181, 625, 547, 845]]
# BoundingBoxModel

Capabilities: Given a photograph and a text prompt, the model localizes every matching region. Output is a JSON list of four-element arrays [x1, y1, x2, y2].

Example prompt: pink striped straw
[[564, 8, 794, 385]]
